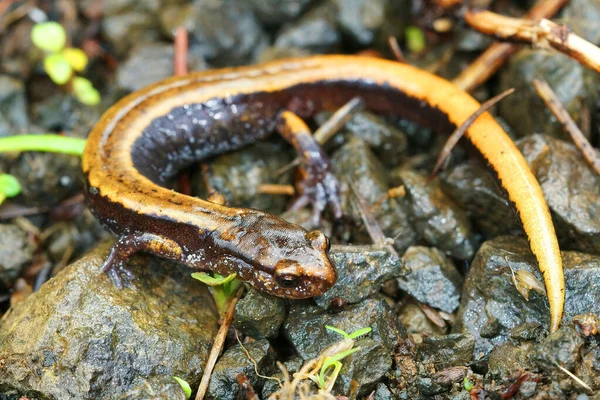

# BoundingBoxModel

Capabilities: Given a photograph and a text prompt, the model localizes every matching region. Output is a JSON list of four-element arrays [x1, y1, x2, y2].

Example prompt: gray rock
[[0, 243, 219, 399], [32, 92, 104, 138], [398, 246, 463, 313], [284, 297, 406, 360], [0, 75, 28, 135], [246, 0, 316, 25], [397, 300, 446, 335], [0, 223, 35, 288], [562, 0, 600, 45], [192, 140, 294, 215], [332, 138, 417, 254], [498, 49, 599, 139], [117, 43, 207, 92], [314, 244, 406, 309], [454, 236, 600, 357], [233, 288, 286, 339], [394, 170, 478, 260], [487, 342, 535, 380], [161, 0, 269, 67], [274, 1, 340, 53], [101, 11, 161, 56], [207, 339, 274, 400], [118, 375, 187, 400], [335, 338, 392, 396], [518, 134, 600, 255], [417, 333, 475, 370], [440, 159, 521, 238]]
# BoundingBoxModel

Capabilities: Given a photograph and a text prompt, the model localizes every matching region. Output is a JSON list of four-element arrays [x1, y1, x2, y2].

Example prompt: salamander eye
[[276, 274, 301, 288]]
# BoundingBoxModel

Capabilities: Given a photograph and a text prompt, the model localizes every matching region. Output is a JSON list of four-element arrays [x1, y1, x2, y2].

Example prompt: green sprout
[[0, 135, 86, 156], [463, 376, 474, 391], [325, 325, 372, 340], [31, 21, 100, 105], [191, 272, 243, 314], [173, 376, 192, 399], [405, 26, 426, 54], [0, 174, 21, 205]]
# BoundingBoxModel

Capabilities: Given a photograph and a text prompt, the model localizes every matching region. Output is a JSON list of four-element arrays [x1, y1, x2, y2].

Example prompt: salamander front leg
[[102, 232, 183, 288], [277, 110, 343, 226]]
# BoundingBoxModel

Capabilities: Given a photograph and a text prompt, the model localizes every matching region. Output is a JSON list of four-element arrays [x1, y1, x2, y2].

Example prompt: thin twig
[[388, 36, 406, 63], [430, 88, 515, 179], [369, 185, 406, 212], [256, 184, 295, 196], [313, 97, 364, 144], [452, 0, 568, 91], [532, 79, 600, 176], [553, 360, 593, 394], [465, 10, 600, 74], [174, 26, 188, 76], [195, 287, 244, 400]]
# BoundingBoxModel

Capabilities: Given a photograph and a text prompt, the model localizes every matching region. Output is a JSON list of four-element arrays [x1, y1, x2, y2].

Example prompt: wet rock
[[7, 151, 83, 206], [398, 246, 463, 313], [117, 43, 207, 92], [0, 243, 219, 399], [161, 0, 268, 67], [192, 140, 294, 214], [533, 327, 585, 372], [31, 93, 104, 138], [498, 49, 599, 139], [332, 138, 417, 254], [284, 297, 406, 360], [246, 0, 316, 25], [373, 383, 393, 399], [207, 339, 274, 400], [335, 338, 392, 396], [0, 224, 34, 289], [440, 159, 521, 238], [334, 0, 409, 47], [417, 366, 468, 396], [101, 0, 161, 55], [454, 236, 600, 357], [518, 134, 600, 255], [397, 300, 446, 335], [274, 1, 340, 53], [487, 342, 535, 380], [233, 288, 286, 339], [393, 170, 478, 260], [0, 75, 28, 135], [417, 333, 475, 370], [314, 244, 406, 309], [562, 0, 600, 45], [118, 375, 187, 400]]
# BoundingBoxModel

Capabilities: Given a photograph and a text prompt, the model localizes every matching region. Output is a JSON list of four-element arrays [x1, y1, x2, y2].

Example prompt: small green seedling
[[406, 26, 426, 53], [191, 272, 242, 314], [463, 376, 474, 391], [31, 21, 100, 105], [173, 376, 192, 399], [0, 174, 21, 205], [324, 325, 372, 340]]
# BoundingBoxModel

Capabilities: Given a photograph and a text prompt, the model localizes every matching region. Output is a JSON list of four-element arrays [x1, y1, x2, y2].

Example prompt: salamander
[[82, 55, 564, 333]]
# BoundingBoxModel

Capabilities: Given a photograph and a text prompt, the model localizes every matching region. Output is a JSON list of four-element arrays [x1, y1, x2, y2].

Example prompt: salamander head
[[213, 216, 337, 298]]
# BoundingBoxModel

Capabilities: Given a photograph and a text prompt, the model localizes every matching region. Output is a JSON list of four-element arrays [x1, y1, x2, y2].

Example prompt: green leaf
[[325, 325, 349, 339], [406, 26, 426, 53], [348, 327, 372, 339], [173, 376, 192, 399], [72, 77, 100, 105], [463, 376, 474, 391], [0, 135, 86, 156], [32, 22, 67, 53], [44, 53, 72, 85], [62, 48, 88, 71], [191, 272, 237, 286], [0, 174, 21, 198], [325, 347, 360, 364]]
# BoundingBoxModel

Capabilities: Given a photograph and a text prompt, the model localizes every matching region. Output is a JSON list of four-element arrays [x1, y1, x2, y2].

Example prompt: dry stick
[[430, 88, 515, 179], [369, 185, 405, 213], [465, 10, 600, 74], [195, 287, 244, 400], [532, 79, 600, 176], [174, 26, 188, 76], [256, 184, 295, 196], [388, 36, 406, 63], [452, 0, 568, 92]]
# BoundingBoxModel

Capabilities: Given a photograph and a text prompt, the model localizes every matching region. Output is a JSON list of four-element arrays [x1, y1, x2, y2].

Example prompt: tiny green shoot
[[317, 347, 360, 390], [31, 21, 101, 105], [0, 174, 21, 205], [325, 325, 373, 340], [192, 272, 242, 314], [463, 376, 474, 391], [173, 376, 192, 399], [406, 26, 426, 53], [0, 135, 86, 156]]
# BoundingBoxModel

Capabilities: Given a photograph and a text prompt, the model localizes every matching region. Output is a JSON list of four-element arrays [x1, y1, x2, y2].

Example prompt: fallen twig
[[532, 78, 600, 176]]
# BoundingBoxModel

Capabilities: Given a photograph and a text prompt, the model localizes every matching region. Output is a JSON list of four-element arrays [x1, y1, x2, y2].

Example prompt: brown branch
[[430, 88, 515, 179], [256, 184, 295, 196], [452, 0, 568, 91], [465, 10, 600, 74], [532, 78, 600, 176], [387, 36, 406, 63]]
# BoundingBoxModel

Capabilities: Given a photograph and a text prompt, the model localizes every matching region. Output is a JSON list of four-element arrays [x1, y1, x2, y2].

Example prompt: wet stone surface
[[233, 288, 286, 339], [207, 339, 274, 400], [393, 170, 478, 260], [0, 223, 35, 289], [398, 246, 463, 313], [397, 299, 446, 335], [284, 297, 406, 360], [246, 0, 316, 25], [417, 333, 475, 370], [0, 243, 219, 399], [314, 244, 406, 309], [0, 74, 29, 135], [335, 338, 392, 396], [454, 236, 600, 358]]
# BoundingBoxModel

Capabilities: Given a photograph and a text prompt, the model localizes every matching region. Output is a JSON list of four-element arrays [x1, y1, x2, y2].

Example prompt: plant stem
[[0, 135, 86, 156]]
